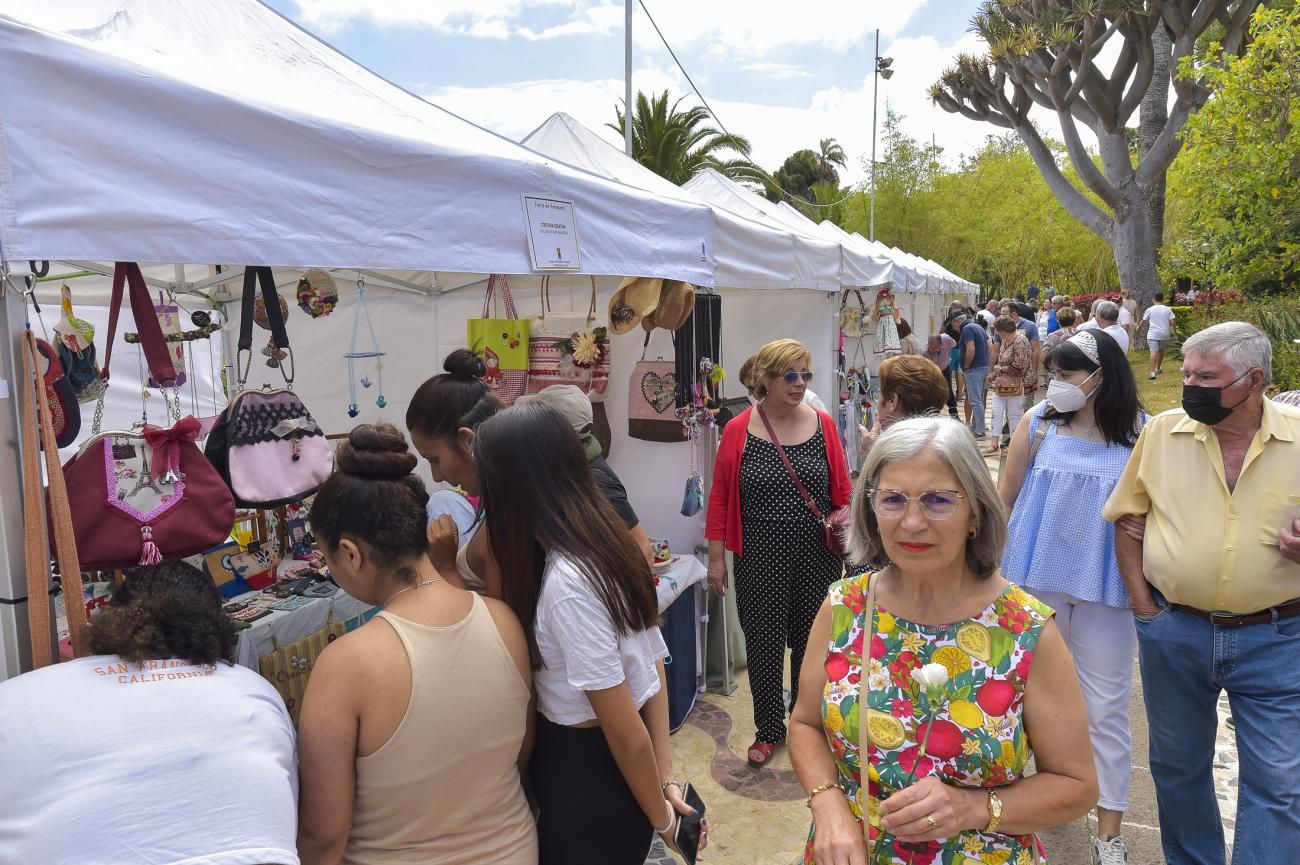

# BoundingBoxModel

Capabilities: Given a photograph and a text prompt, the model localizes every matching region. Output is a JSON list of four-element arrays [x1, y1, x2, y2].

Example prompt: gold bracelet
[[805, 782, 844, 809]]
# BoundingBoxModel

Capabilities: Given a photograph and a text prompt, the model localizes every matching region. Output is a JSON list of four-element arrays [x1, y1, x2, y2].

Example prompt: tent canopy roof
[[0, 0, 712, 284]]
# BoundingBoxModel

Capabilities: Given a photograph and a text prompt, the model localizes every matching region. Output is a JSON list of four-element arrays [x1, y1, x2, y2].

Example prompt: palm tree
[[610, 91, 765, 186], [816, 137, 848, 183]]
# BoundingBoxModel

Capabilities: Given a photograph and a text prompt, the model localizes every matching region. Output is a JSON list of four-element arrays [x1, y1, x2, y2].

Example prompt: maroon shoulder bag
[[57, 263, 235, 570]]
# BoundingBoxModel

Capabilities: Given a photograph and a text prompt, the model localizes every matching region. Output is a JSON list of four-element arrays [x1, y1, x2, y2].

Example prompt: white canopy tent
[[520, 113, 841, 544], [522, 113, 814, 292], [679, 170, 873, 291], [0, 0, 737, 678], [0, 1, 713, 284]]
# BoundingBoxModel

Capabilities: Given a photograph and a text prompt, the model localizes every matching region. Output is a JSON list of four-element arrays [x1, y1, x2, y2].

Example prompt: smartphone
[[673, 782, 706, 865]]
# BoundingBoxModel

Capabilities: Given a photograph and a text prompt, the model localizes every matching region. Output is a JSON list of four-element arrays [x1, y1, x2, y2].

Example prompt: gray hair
[[1051, 295, 1065, 305], [849, 417, 1006, 579], [1183, 321, 1273, 384], [1097, 300, 1120, 322]]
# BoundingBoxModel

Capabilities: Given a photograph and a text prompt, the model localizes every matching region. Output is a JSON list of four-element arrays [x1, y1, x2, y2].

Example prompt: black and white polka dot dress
[[734, 425, 843, 745]]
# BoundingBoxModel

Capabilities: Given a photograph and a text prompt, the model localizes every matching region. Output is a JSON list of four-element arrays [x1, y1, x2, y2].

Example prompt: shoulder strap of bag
[[21, 330, 87, 667], [102, 262, 178, 385], [756, 405, 827, 524], [483, 274, 519, 320], [1027, 418, 1049, 468], [237, 267, 291, 388], [858, 572, 879, 857]]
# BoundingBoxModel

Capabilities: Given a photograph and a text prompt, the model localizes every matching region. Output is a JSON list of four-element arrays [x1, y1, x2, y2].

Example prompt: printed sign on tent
[[522, 195, 581, 271]]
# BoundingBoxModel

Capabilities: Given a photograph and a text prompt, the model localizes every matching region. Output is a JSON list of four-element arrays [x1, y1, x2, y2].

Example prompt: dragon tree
[[931, 0, 1259, 302]]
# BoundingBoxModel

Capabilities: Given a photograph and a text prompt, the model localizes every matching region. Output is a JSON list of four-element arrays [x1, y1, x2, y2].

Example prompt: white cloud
[[519, 3, 622, 40], [293, 0, 928, 57], [741, 62, 812, 80]]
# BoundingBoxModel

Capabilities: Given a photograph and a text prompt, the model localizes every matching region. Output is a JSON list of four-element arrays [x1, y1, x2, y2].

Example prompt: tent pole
[[624, 0, 633, 157], [63, 260, 173, 291]]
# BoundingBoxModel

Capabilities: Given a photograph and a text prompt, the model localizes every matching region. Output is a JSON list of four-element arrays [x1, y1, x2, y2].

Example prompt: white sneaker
[[1093, 836, 1130, 865]]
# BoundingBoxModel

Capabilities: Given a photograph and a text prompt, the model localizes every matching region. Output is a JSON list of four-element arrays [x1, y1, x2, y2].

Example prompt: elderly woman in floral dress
[[789, 418, 1097, 865]]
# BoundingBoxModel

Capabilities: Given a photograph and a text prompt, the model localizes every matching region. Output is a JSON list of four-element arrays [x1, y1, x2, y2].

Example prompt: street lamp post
[[869, 29, 893, 242]]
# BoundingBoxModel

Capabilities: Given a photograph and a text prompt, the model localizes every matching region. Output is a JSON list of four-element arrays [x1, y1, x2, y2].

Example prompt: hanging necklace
[[381, 577, 444, 609]]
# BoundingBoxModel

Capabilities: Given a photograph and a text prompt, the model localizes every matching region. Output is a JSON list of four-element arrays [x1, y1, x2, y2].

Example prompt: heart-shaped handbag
[[628, 340, 685, 444]]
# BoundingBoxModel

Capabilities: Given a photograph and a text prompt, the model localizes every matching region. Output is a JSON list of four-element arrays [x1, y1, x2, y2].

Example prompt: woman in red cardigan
[[706, 339, 851, 767]]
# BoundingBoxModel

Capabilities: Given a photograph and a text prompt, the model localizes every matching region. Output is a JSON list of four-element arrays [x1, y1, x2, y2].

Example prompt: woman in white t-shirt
[[473, 402, 706, 865], [0, 561, 298, 865]]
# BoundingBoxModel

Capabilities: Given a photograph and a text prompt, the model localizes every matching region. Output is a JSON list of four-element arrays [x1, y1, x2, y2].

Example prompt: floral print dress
[[804, 573, 1053, 865]]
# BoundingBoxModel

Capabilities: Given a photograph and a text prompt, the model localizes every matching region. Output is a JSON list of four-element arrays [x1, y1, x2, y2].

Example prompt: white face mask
[[1046, 370, 1100, 413]]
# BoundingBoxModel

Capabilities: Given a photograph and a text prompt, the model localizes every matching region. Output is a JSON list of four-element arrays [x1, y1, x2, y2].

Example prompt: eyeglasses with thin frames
[[868, 488, 966, 520], [782, 371, 814, 384]]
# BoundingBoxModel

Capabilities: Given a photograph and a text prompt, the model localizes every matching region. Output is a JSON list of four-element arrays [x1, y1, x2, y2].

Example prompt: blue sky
[[266, 0, 994, 183]]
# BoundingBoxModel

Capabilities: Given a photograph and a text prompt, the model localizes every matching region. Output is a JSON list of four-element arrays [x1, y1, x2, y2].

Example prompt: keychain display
[[344, 279, 386, 417]]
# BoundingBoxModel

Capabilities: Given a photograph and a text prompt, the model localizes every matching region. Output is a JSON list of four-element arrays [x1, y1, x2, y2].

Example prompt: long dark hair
[[406, 349, 505, 441], [473, 402, 658, 667], [311, 424, 430, 580], [1044, 330, 1144, 446], [88, 561, 236, 665]]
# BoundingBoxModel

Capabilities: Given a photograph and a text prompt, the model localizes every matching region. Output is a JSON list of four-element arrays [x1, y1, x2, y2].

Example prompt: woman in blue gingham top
[[996, 329, 1145, 865]]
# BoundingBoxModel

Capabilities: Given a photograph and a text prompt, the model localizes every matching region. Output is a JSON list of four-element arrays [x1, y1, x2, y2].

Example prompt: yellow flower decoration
[[963, 835, 987, 856], [876, 611, 896, 633], [962, 738, 983, 757], [1015, 849, 1035, 865], [572, 330, 600, 365], [902, 631, 926, 654], [981, 850, 1012, 865]]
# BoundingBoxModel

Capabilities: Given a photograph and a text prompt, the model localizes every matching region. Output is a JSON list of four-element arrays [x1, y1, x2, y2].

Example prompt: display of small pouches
[[53, 283, 106, 404]]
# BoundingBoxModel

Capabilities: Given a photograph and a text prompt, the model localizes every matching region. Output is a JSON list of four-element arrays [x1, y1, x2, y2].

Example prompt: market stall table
[[231, 587, 375, 670]]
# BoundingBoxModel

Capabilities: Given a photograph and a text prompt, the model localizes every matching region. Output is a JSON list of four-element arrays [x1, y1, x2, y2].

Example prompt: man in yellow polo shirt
[[1104, 321, 1300, 865]]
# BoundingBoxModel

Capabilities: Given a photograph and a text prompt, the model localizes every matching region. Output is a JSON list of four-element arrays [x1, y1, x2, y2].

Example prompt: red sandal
[[747, 740, 777, 767]]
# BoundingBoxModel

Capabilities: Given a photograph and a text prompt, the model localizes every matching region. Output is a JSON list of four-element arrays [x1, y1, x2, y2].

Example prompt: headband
[[1068, 330, 1101, 365]]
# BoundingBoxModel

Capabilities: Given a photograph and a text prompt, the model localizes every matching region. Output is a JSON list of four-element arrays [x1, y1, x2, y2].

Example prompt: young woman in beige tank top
[[297, 424, 537, 865]]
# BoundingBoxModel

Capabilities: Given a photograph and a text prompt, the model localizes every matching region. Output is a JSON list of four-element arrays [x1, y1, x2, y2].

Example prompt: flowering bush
[[1191, 289, 1244, 308], [1071, 291, 1122, 310]]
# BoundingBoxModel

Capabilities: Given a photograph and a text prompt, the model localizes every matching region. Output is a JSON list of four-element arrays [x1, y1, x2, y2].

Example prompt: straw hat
[[642, 280, 695, 332], [609, 276, 663, 335]]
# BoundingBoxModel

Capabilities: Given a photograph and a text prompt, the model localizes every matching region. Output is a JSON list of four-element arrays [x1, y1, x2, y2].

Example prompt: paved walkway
[[644, 402, 1242, 864]]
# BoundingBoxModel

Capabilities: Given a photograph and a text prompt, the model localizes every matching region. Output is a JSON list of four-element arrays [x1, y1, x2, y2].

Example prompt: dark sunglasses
[[782, 371, 815, 384]]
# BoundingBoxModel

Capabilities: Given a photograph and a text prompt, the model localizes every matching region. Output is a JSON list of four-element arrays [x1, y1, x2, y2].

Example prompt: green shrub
[[1175, 295, 1300, 393]]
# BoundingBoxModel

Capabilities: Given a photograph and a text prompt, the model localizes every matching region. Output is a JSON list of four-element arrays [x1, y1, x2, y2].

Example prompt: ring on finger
[[925, 813, 938, 830]]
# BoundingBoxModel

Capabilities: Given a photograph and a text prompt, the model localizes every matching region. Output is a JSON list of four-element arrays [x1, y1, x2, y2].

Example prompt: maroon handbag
[[756, 406, 851, 557], [57, 263, 234, 570]]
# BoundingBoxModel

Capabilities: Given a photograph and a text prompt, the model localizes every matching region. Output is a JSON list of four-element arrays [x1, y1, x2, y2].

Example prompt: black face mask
[[1182, 370, 1253, 425]]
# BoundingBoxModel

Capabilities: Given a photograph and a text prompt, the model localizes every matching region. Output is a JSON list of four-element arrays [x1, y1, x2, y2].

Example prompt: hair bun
[[336, 423, 418, 481], [444, 349, 486, 381]]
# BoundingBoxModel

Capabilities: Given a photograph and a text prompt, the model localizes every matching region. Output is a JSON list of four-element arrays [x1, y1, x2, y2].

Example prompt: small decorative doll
[[872, 287, 901, 354]]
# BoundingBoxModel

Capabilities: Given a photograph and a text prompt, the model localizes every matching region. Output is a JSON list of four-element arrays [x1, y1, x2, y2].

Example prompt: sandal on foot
[[747, 740, 777, 767], [982, 445, 1001, 456]]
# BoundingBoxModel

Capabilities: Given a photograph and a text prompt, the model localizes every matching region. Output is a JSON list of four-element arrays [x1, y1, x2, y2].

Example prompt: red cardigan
[[705, 406, 852, 558]]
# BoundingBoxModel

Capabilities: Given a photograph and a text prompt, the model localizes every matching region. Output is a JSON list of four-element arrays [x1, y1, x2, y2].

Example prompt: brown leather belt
[[1173, 598, 1300, 628]]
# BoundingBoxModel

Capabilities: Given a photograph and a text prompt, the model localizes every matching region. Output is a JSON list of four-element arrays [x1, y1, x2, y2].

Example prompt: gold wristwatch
[[985, 789, 1004, 833]]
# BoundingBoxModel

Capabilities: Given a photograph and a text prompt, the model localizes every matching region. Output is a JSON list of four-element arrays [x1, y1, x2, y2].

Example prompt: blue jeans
[[1136, 593, 1300, 865], [963, 366, 988, 435]]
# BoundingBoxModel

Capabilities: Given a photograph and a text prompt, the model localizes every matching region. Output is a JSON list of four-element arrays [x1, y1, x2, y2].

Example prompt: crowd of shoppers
[[1, 296, 1294, 865]]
